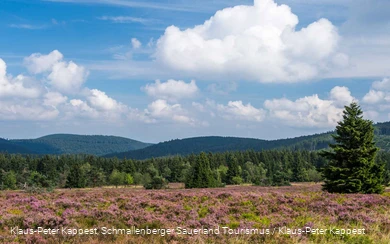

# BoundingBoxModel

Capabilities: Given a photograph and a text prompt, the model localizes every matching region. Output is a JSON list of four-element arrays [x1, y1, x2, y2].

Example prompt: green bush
[[144, 176, 168, 190]]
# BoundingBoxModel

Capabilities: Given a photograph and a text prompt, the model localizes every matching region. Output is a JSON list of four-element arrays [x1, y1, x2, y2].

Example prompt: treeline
[[0, 150, 389, 190]]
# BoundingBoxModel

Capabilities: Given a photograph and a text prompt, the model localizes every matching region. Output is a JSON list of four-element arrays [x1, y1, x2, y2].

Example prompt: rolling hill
[[0, 134, 152, 156], [0, 138, 34, 154], [105, 121, 390, 159], [2, 122, 390, 158], [104, 133, 333, 159]]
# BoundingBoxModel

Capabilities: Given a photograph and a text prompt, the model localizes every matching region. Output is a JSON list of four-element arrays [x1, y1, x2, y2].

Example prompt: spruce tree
[[321, 102, 385, 193], [185, 152, 216, 188], [65, 164, 82, 188]]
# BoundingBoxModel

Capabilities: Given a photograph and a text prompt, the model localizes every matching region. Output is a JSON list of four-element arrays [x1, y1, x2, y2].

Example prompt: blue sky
[[0, 0, 389, 142]]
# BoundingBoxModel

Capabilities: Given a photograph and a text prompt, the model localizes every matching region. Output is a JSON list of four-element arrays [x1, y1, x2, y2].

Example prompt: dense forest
[[0, 134, 151, 156], [1, 149, 389, 191]]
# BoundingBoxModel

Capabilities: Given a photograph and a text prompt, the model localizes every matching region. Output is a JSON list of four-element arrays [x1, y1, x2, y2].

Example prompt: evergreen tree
[[65, 164, 82, 188], [226, 155, 241, 184], [146, 164, 159, 178], [79, 163, 91, 188], [185, 152, 216, 188], [271, 160, 291, 186], [123, 159, 136, 174], [161, 166, 172, 181], [89, 167, 106, 187], [292, 152, 309, 182], [321, 102, 385, 193]]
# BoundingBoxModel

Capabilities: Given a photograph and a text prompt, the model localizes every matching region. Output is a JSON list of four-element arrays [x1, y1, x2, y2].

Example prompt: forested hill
[[0, 134, 152, 156], [105, 133, 334, 160], [2, 122, 390, 158], [0, 138, 34, 154], [106, 121, 390, 159]]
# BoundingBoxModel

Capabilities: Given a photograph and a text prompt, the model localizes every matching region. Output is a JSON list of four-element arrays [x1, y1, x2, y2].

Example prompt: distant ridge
[[0, 138, 34, 154], [0, 134, 152, 156], [105, 121, 390, 159], [2, 122, 390, 158], [104, 133, 333, 159]]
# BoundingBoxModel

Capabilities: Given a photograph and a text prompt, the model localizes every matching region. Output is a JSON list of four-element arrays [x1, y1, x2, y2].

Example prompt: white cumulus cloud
[[86, 89, 126, 112], [0, 100, 59, 121], [0, 59, 41, 98], [24, 50, 63, 74], [329, 86, 354, 106], [48, 61, 88, 94], [372, 77, 390, 91], [217, 101, 265, 122], [144, 99, 198, 125], [142, 79, 199, 101], [63, 89, 131, 121], [264, 86, 355, 128], [362, 90, 386, 104], [361, 78, 390, 121], [0, 51, 132, 122], [155, 0, 344, 83], [362, 78, 390, 104], [146, 99, 182, 118], [43, 92, 68, 107], [131, 38, 142, 49], [68, 99, 99, 119], [24, 50, 89, 94]]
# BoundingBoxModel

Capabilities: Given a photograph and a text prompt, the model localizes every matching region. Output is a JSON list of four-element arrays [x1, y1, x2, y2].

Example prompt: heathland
[[0, 184, 389, 243]]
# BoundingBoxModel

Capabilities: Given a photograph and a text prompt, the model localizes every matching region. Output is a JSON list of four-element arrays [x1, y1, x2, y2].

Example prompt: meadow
[[0, 184, 389, 244]]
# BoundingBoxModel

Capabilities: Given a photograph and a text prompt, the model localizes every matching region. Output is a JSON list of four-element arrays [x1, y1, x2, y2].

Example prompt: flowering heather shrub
[[0, 184, 389, 243]]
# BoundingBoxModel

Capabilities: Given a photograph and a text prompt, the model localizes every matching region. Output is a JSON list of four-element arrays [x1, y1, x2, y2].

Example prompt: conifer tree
[[321, 102, 385, 193], [185, 152, 216, 188], [65, 163, 82, 188], [226, 154, 241, 184]]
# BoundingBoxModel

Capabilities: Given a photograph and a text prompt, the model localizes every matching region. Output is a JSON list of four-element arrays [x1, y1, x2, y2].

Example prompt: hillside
[[0, 138, 34, 154], [105, 122, 390, 159], [104, 134, 332, 159], [2, 122, 390, 158], [0, 134, 152, 156]]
